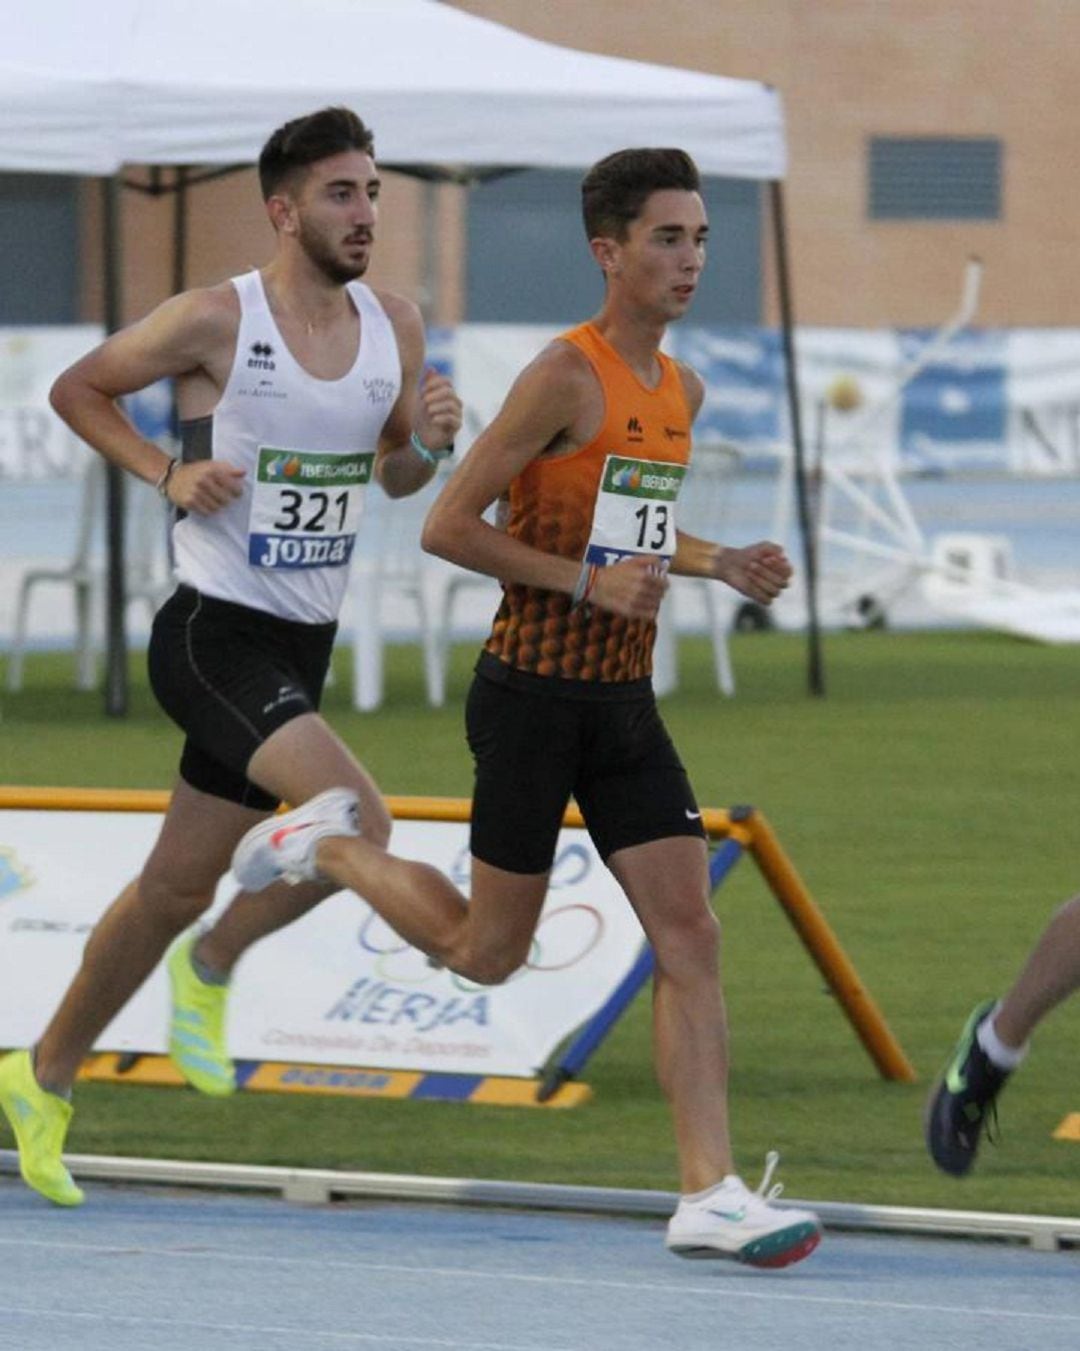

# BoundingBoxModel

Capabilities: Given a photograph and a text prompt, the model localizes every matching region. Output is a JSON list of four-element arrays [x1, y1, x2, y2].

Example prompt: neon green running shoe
[[0, 1049, 84, 1206], [167, 931, 236, 1097]]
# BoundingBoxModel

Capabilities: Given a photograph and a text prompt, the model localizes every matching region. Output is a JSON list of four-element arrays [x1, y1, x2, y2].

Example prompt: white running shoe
[[665, 1152, 821, 1268], [231, 788, 361, 890]]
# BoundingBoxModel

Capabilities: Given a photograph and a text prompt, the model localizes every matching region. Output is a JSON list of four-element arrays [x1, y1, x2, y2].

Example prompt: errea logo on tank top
[[247, 341, 276, 371], [248, 446, 375, 570]]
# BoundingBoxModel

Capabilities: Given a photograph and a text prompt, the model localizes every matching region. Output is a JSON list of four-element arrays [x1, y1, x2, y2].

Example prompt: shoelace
[[701, 1150, 789, 1215], [965, 1094, 1001, 1146], [754, 1149, 784, 1204]]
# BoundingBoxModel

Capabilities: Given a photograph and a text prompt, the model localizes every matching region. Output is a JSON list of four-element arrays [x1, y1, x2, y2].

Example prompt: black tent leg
[[102, 173, 128, 717], [770, 179, 825, 697]]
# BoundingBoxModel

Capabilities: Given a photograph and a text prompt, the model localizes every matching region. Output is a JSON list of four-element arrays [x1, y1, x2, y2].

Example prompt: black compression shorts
[[466, 652, 706, 875], [147, 584, 336, 811]]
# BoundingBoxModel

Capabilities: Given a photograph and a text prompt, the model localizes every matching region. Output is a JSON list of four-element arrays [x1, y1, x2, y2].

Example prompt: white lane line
[[0, 1306, 570, 1351], [2, 1237, 1079, 1326]]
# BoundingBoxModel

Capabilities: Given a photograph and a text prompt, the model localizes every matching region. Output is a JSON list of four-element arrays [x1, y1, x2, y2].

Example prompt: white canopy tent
[[1, 0, 821, 707], [0, 0, 785, 178]]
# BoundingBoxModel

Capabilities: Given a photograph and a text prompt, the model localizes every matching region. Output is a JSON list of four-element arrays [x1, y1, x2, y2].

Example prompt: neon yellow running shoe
[[0, 1049, 84, 1206], [167, 931, 236, 1097]]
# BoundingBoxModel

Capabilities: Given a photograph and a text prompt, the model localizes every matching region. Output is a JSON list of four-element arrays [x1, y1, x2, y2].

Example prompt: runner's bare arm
[[422, 344, 665, 619], [49, 287, 247, 515], [374, 294, 462, 499], [671, 531, 792, 604]]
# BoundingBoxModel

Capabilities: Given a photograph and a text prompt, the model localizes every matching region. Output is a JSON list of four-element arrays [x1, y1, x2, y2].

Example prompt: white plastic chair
[[923, 532, 1015, 603], [350, 469, 498, 711], [655, 443, 741, 698], [6, 457, 174, 692]]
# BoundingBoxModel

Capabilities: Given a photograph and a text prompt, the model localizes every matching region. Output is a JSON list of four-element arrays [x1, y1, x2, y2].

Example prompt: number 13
[[633, 502, 669, 551]]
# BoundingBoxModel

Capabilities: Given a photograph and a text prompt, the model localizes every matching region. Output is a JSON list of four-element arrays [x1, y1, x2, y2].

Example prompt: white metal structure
[[767, 259, 983, 630], [762, 258, 1080, 643]]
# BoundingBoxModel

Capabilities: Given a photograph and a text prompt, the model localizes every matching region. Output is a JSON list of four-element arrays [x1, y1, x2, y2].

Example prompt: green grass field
[[3, 629, 1080, 1215]]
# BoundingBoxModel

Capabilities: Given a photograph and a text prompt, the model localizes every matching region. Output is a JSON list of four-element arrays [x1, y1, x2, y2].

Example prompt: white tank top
[[173, 269, 401, 622]]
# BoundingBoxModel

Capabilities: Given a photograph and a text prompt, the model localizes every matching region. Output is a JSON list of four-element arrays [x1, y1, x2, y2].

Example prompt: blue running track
[[1, 1178, 1079, 1350]]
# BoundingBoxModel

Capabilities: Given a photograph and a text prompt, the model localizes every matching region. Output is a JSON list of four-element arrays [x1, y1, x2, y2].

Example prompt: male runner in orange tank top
[[422, 146, 819, 1266], [228, 147, 821, 1266]]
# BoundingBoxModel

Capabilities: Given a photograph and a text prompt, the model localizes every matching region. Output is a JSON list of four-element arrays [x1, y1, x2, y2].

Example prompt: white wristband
[[410, 432, 454, 466]]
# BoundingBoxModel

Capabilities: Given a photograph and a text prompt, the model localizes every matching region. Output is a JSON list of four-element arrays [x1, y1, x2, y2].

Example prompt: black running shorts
[[466, 652, 706, 875], [147, 585, 337, 811]]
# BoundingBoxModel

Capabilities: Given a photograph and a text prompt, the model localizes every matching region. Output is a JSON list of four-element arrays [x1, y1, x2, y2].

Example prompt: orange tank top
[[483, 321, 693, 684]]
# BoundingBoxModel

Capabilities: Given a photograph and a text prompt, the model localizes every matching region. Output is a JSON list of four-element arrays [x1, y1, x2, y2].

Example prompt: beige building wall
[[78, 0, 1079, 329], [79, 167, 464, 328], [454, 0, 1080, 328]]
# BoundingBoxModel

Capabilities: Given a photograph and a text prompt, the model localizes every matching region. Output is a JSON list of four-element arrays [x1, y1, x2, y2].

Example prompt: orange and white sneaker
[[666, 1152, 821, 1268], [231, 788, 360, 891]]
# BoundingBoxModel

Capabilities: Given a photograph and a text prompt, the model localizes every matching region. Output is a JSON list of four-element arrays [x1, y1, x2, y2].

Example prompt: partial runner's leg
[[0, 780, 265, 1203]]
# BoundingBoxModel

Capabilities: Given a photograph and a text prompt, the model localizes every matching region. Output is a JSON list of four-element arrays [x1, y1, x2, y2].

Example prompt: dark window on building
[[466, 170, 762, 323], [869, 137, 1002, 220], [0, 174, 80, 323]]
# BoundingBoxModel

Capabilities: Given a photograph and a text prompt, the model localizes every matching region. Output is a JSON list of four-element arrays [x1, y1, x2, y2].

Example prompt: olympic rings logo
[[356, 901, 607, 992], [449, 841, 592, 891]]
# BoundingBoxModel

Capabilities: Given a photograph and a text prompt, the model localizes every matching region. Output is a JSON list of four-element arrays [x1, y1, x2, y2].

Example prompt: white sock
[[682, 1176, 739, 1204], [976, 1002, 1029, 1070]]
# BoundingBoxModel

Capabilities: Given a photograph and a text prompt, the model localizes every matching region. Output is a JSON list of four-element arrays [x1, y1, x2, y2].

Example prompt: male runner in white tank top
[[0, 107, 461, 1205]]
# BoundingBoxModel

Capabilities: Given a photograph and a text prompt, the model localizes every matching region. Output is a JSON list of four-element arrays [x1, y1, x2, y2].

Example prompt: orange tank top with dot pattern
[[483, 321, 693, 684]]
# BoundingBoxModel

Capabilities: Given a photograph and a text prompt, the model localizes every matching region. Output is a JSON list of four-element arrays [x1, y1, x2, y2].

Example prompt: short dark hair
[[581, 148, 700, 241], [258, 107, 375, 200]]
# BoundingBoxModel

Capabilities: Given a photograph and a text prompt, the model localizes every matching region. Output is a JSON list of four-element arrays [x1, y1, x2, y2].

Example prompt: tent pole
[[769, 179, 824, 697], [102, 173, 129, 716], [173, 166, 189, 293], [170, 166, 189, 452], [420, 179, 437, 323]]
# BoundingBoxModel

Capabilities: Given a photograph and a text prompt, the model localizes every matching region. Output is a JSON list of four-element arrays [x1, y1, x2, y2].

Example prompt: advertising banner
[[9, 323, 1080, 484], [452, 323, 1080, 478], [0, 326, 102, 480], [0, 810, 646, 1079]]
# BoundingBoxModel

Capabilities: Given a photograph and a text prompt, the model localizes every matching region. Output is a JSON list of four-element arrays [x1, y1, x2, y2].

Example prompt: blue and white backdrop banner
[[454, 324, 1080, 477], [6, 324, 1080, 480]]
